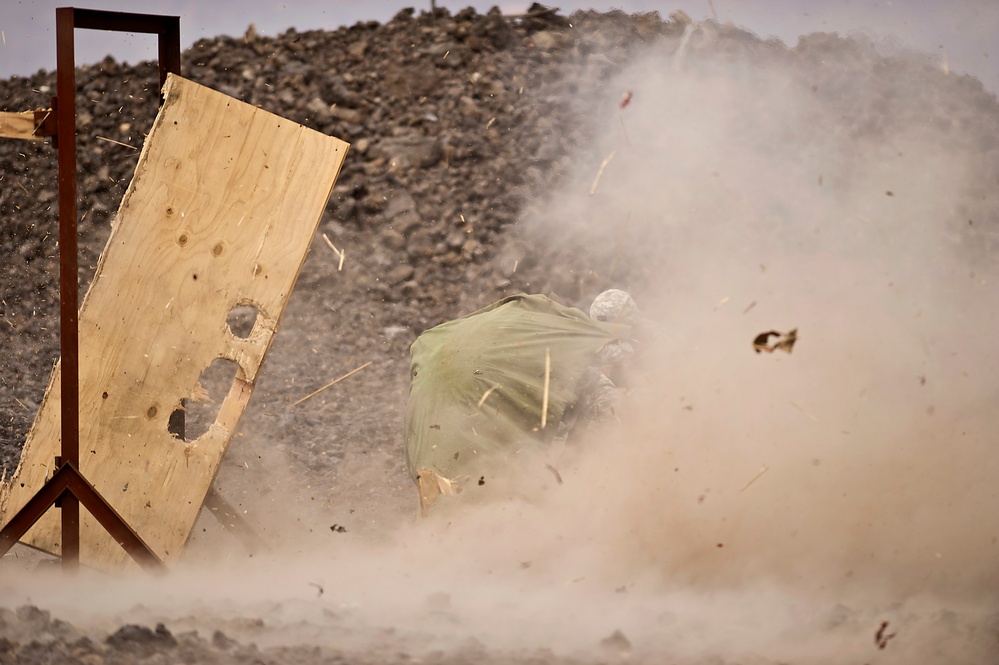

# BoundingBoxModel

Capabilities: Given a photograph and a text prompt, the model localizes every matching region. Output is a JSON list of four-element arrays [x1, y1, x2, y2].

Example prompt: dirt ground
[[2, 5, 999, 664]]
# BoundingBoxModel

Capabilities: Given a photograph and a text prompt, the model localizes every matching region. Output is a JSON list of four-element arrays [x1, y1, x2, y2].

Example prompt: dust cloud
[[3, 21, 999, 665], [510, 21, 999, 659], [517, 24, 999, 596]]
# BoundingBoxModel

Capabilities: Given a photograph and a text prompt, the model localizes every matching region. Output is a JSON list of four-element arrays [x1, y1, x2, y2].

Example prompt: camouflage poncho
[[405, 294, 629, 486]]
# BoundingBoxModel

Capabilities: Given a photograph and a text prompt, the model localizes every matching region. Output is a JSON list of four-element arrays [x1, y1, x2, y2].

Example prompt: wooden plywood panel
[[0, 74, 348, 570], [0, 110, 45, 140]]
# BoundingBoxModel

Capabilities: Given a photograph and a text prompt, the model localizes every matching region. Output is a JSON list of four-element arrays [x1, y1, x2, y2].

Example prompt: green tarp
[[405, 294, 629, 485]]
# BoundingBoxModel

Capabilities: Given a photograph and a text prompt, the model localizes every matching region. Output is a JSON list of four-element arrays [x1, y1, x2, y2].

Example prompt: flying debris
[[753, 328, 798, 354]]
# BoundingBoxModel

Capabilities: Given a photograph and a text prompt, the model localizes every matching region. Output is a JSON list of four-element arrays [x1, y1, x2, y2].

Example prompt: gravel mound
[[2, 5, 995, 475], [1, 5, 997, 663], [2, 6, 997, 475]]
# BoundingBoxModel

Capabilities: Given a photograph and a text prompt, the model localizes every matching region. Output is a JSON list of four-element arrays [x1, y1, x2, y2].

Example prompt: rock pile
[[0, 6, 686, 474], [1, 6, 998, 663], [1, 4, 997, 482], [0, 604, 325, 664]]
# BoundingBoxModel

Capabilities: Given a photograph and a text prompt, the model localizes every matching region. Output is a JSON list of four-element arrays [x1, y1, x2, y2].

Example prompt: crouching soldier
[[404, 290, 640, 515]]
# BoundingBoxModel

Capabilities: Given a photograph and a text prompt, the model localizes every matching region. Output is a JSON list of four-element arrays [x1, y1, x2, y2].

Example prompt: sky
[[0, 0, 996, 95]]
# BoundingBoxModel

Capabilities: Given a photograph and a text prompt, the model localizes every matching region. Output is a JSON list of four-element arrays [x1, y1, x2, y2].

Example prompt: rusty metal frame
[[0, 8, 180, 573], [0, 461, 165, 572]]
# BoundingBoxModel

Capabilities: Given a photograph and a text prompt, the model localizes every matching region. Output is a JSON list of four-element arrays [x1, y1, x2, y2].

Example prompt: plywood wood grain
[[0, 111, 46, 141], [0, 74, 348, 570]]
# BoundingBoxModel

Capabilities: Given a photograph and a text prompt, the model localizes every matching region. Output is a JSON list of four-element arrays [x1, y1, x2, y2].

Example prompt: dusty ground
[[2, 5, 999, 664]]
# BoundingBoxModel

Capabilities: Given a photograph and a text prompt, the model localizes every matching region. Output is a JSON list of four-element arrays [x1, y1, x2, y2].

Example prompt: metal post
[[55, 6, 81, 572]]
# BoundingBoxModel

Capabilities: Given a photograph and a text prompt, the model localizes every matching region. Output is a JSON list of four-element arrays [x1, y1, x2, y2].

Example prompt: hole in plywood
[[227, 303, 258, 339], [168, 406, 185, 440], [177, 358, 239, 442]]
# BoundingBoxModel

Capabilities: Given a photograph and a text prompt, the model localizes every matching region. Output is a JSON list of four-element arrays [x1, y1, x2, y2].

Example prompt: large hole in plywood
[[174, 358, 240, 442], [227, 303, 258, 339]]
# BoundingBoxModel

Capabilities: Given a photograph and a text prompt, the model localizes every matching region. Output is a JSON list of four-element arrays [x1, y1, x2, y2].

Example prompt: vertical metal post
[[55, 6, 81, 572], [158, 17, 181, 92]]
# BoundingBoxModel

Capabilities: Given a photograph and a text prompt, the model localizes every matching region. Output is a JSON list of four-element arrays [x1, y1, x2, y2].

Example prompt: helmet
[[589, 289, 639, 325]]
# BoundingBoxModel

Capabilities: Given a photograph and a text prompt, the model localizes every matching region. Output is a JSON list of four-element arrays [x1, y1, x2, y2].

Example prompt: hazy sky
[[0, 1, 996, 95]]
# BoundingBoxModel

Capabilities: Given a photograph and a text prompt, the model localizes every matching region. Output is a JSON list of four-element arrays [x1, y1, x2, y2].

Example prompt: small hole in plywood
[[177, 358, 239, 442], [227, 304, 258, 339], [168, 406, 185, 439]]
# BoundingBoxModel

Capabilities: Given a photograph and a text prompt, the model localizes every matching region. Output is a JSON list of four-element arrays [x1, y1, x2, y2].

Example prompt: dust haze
[[4, 19, 999, 665], [516, 23, 999, 597]]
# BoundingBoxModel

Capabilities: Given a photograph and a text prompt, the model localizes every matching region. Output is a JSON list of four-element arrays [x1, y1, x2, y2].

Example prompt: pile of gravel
[[0, 6, 683, 475], [2, 5, 998, 664], [1, 3, 996, 488]]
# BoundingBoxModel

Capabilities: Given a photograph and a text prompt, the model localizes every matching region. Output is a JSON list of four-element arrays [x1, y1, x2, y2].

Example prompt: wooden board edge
[[0, 111, 47, 141]]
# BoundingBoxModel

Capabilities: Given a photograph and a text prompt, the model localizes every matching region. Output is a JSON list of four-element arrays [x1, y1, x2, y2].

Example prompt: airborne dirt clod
[[2, 6, 998, 665]]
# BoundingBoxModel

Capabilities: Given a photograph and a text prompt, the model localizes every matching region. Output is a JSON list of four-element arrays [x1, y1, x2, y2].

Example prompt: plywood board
[[0, 110, 46, 141], [0, 74, 348, 570]]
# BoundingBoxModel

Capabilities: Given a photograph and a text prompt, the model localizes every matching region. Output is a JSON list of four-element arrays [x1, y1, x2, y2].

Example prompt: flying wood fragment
[[477, 383, 500, 409], [790, 400, 818, 422], [540, 347, 551, 429], [740, 465, 769, 491], [545, 463, 563, 485], [874, 620, 896, 649], [589, 150, 616, 196], [292, 361, 372, 406], [322, 233, 345, 271], [753, 328, 797, 354], [96, 135, 138, 150]]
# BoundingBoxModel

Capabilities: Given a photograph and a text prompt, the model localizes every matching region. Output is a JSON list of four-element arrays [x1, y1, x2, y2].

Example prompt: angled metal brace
[[0, 461, 165, 572]]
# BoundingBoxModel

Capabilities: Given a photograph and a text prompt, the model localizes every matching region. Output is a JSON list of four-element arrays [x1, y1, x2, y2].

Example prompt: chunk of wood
[[753, 328, 798, 354], [0, 75, 348, 571], [0, 110, 47, 140]]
